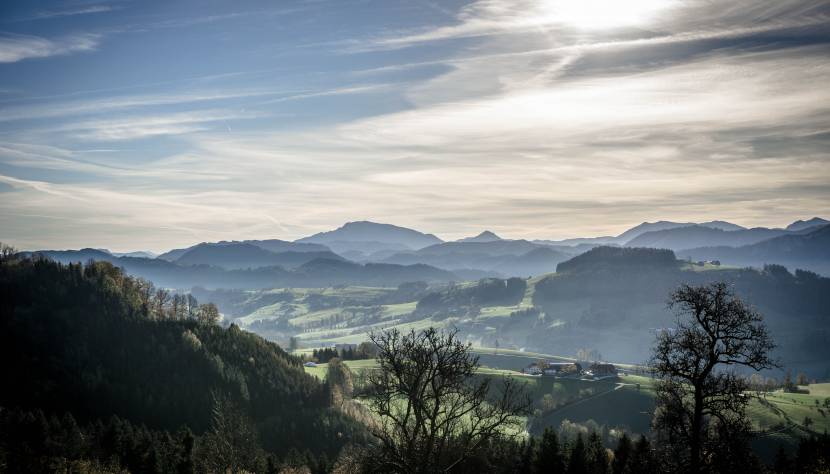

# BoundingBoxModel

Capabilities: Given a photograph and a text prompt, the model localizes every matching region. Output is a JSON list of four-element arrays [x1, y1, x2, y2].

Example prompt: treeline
[[312, 342, 376, 363], [471, 411, 830, 474], [555, 246, 678, 273], [416, 277, 527, 315], [465, 429, 658, 473], [1, 408, 196, 473], [0, 252, 367, 471]]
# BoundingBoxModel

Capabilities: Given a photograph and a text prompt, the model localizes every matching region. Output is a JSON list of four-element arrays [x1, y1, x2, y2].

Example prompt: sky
[[1, 0, 829, 252]]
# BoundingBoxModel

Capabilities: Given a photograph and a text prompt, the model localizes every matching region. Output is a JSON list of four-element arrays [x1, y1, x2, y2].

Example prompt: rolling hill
[[158, 239, 328, 261], [174, 242, 343, 269], [533, 246, 830, 374]]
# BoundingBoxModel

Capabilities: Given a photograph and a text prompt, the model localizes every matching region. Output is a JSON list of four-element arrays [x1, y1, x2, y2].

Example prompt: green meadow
[[304, 349, 830, 455]]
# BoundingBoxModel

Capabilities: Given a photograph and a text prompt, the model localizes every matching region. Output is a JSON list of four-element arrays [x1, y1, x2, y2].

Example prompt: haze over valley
[[25, 216, 830, 377]]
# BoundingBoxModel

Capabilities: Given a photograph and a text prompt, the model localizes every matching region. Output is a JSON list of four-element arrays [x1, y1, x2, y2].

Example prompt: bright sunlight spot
[[541, 0, 673, 30]]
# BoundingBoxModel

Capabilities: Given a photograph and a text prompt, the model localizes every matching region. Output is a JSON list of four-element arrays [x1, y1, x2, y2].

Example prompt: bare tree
[[134, 278, 154, 317], [0, 242, 16, 264], [363, 327, 530, 473], [153, 288, 171, 320], [170, 294, 182, 320], [651, 282, 777, 473], [197, 302, 220, 325], [186, 293, 199, 319]]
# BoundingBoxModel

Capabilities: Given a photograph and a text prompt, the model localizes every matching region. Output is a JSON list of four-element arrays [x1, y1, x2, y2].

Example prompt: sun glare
[[541, 0, 672, 30]]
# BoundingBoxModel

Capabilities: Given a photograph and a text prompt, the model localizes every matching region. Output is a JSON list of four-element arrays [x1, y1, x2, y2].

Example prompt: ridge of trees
[[0, 251, 367, 471]]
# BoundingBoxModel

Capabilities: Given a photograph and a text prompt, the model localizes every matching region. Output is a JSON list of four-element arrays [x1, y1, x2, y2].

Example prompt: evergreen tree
[[177, 427, 196, 474], [535, 427, 565, 473], [611, 433, 632, 474], [520, 437, 537, 474], [628, 436, 656, 474], [772, 446, 791, 474], [586, 431, 608, 474], [567, 434, 588, 474]]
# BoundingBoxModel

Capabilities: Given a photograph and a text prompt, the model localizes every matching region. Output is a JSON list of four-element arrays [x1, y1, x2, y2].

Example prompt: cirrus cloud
[[0, 32, 101, 63]]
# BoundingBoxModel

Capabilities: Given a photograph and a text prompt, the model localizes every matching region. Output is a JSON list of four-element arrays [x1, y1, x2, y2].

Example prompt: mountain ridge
[[457, 231, 502, 243], [296, 221, 442, 250]]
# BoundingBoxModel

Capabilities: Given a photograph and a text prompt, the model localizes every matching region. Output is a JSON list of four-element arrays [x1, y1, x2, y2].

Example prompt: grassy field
[[804, 382, 830, 397], [473, 276, 545, 321], [748, 385, 830, 434], [250, 281, 828, 455], [680, 262, 741, 272], [303, 346, 828, 458], [471, 346, 647, 372], [303, 358, 380, 380], [532, 376, 657, 436]]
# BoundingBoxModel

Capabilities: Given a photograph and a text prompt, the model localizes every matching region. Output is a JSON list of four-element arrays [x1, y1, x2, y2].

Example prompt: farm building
[[523, 365, 543, 375], [522, 361, 582, 376], [543, 362, 582, 376], [303, 361, 318, 368], [588, 363, 618, 377]]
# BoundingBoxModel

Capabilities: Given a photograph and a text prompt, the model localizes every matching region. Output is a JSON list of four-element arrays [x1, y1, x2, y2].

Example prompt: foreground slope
[[0, 256, 364, 459]]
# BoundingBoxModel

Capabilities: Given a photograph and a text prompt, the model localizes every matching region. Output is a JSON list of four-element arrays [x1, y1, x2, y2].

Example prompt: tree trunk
[[690, 387, 703, 474]]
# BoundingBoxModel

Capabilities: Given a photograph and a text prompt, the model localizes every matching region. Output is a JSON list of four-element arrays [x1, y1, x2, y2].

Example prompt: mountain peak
[[698, 220, 746, 232], [458, 231, 502, 243], [616, 221, 692, 242], [786, 217, 829, 232], [296, 221, 443, 250]]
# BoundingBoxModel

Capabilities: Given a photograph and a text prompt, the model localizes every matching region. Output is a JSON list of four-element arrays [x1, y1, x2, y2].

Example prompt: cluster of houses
[[522, 361, 618, 379]]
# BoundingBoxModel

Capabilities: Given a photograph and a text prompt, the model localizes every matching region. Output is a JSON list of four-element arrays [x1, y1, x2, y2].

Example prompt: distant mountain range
[[25, 248, 458, 289], [786, 217, 829, 232], [533, 219, 747, 247], [625, 225, 788, 251], [384, 239, 572, 277], [25, 217, 830, 286], [679, 224, 830, 275]]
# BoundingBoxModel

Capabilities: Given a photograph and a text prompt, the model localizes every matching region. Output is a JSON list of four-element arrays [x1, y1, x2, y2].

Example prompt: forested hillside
[[534, 247, 830, 374], [0, 254, 365, 471]]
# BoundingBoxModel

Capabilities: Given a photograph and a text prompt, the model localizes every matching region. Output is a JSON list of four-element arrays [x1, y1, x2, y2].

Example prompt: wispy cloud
[[57, 109, 265, 141], [348, 0, 829, 52], [1, 0, 829, 250], [257, 84, 394, 105], [0, 33, 101, 63], [0, 82, 397, 123], [0, 89, 281, 122], [20, 5, 115, 21]]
